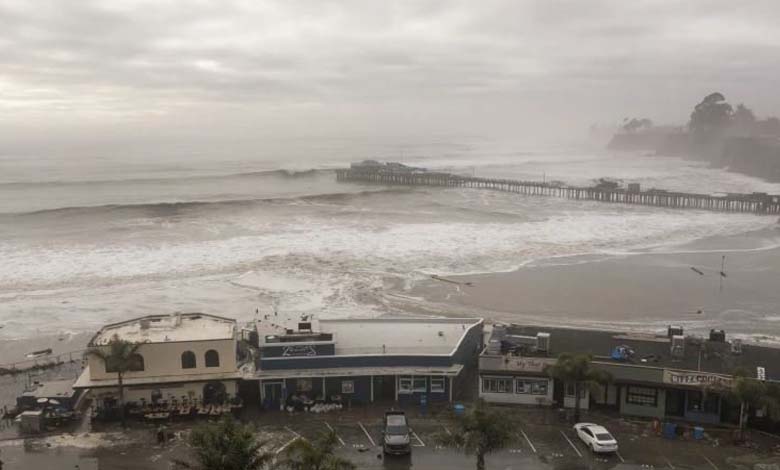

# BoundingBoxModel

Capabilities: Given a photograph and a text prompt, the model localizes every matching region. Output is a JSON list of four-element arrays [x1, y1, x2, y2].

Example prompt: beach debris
[[25, 348, 53, 359], [431, 275, 473, 287], [690, 267, 704, 276]]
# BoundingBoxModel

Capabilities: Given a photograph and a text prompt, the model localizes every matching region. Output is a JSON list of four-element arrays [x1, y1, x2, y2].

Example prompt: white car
[[573, 423, 619, 454]]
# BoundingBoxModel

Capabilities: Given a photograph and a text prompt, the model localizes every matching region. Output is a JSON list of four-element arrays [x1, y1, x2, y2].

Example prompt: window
[[181, 351, 196, 369], [430, 377, 446, 393], [413, 377, 427, 392], [687, 391, 719, 414], [129, 354, 144, 371], [565, 382, 576, 397], [205, 349, 220, 367], [297, 378, 312, 392], [516, 379, 548, 395], [398, 376, 426, 394], [399, 377, 413, 394], [626, 386, 658, 407], [482, 377, 513, 394]]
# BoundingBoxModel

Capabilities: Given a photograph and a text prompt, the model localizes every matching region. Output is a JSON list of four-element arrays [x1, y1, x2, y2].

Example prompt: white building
[[74, 313, 251, 406]]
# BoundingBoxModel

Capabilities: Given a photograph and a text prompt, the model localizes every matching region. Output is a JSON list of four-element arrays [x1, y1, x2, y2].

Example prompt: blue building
[[252, 315, 484, 409]]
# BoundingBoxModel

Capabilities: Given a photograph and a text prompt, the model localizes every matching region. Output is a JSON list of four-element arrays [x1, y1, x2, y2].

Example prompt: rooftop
[[493, 324, 780, 381], [256, 314, 482, 355], [90, 313, 236, 345]]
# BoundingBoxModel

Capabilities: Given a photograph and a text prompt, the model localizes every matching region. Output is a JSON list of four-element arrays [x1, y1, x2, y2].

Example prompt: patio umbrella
[[36, 398, 49, 404]]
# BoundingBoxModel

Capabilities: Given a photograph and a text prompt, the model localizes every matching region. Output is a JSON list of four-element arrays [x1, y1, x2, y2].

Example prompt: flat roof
[[90, 313, 235, 345], [257, 315, 483, 356], [494, 324, 780, 381], [320, 318, 482, 355]]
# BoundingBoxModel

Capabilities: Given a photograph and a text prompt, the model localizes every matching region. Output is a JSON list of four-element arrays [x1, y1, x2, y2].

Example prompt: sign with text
[[282, 345, 317, 357], [503, 357, 549, 373], [663, 370, 733, 388]]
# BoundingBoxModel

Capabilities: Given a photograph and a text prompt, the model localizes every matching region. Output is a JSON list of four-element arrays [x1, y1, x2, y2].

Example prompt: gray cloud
[[1, 0, 780, 148]]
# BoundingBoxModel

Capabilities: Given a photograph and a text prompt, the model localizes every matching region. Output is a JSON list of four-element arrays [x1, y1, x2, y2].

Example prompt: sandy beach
[[410, 226, 780, 341]]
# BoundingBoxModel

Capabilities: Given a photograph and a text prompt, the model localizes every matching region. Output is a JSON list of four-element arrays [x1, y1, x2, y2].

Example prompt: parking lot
[[253, 410, 779, 470]]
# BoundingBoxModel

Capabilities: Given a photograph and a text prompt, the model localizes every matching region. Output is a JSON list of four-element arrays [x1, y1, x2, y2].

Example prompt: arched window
[[181, 351, 197, 369], [205, 349, 220, 368], [128, 353, 145, 372]]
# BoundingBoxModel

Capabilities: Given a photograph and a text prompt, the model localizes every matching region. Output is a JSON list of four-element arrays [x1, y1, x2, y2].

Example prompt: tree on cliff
[[689, 92, 733, 142], [622, 117, 653, 133]]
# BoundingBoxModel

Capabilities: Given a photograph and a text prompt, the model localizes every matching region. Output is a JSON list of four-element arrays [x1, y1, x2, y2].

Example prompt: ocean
[[2, 139, 780, 341]]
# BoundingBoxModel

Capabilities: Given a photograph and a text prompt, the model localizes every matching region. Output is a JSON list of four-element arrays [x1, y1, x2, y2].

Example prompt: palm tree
[[282, 431, 355, 470], [175, 417, 273, 470], [85, 334, 142, 427], [727, 374, 780, 440], [440, 399, 513, 470], [545, 353, 611, 422]]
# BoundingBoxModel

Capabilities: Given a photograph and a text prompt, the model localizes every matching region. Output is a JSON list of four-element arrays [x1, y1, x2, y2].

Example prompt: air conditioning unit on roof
[[670, 335, 685, 358]]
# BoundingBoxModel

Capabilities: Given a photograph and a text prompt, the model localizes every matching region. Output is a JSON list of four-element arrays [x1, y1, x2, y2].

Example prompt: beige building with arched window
[[74, 313, 252, 407]]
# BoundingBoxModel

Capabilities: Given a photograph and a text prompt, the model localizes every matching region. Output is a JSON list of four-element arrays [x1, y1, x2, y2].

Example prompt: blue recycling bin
[[693, 426, 704, 440], [663, 422, 677, 439], [453, 403, 465, 417]]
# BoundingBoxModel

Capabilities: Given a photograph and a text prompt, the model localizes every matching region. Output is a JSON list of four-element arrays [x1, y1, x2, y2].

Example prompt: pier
[[336, 164, 780, 215]]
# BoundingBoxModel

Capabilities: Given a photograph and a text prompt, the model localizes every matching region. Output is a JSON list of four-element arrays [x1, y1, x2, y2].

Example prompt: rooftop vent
[[731, 339, 743, 355], [670, 335, 685, 358], [536, 332, 550, 354], [668, 325, 683, 338], [709, 329, 726, 342], [298, 322, 312, 332]]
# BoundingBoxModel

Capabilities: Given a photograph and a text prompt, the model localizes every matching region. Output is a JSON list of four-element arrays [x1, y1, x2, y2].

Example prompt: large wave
[[0, 167, 330, 188], [1, 187, 410, 219]]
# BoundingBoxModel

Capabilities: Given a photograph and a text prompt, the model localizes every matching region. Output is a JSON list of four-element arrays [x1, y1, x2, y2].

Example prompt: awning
[[73, 365, 247, 389], [254, 364, 464, 380]]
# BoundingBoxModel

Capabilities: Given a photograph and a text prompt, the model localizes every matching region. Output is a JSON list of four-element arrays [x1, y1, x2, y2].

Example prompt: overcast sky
[[2, 0, 780, 152]]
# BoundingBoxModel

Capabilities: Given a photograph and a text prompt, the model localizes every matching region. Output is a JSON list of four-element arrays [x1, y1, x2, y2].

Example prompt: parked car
[[383, 410, 411, 455], [573, 422, 618, 454]]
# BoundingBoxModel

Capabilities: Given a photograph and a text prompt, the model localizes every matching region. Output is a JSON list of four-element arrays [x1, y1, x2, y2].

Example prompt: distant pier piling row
[[336, 168, 780, 215]]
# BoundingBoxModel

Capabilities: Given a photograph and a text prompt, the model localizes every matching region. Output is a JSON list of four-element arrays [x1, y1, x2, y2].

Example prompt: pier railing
[[336, 168, 780, 215]]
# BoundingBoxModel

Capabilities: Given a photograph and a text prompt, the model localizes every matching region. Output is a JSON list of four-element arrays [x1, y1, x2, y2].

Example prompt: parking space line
[[411, 429, 425, 447], [518, 428, 536, 454], [358, 421, 376, 447], [560, 430, 583, 458], [615, 450, 625, 463], [324, 422, 345, 447], [663, 456, 675, 469], [700, 453, 718, 470]]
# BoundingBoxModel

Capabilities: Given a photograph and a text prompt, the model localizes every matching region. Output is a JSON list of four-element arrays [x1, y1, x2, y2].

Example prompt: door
[[263, 382, 283, 410], [665, 389, 685, 417]]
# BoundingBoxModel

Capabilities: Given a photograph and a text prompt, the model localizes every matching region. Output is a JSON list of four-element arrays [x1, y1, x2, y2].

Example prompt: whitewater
[[1, 141, 780, 340]]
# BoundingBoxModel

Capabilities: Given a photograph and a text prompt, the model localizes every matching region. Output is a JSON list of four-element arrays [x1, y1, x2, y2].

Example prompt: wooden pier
[[336, 167, 780, 215]]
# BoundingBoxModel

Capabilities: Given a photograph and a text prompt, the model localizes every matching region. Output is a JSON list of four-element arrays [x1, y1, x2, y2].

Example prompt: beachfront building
[[479, 324, 780, 425], [74, 313, 253, 409], [250, 314, 484, 410]]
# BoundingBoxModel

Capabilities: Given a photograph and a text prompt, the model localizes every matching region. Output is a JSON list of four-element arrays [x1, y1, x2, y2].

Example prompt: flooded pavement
[[2, 407, 780, 469]]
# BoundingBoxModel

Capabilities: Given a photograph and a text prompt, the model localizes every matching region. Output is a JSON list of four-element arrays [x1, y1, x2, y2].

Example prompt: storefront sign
[[503, 357, 549, 372], [282, 345, 317, 357], [663, 370, 732, 388]]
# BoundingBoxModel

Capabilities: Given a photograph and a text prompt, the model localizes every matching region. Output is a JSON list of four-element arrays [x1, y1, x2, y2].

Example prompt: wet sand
[[411, 228, 780, 341]]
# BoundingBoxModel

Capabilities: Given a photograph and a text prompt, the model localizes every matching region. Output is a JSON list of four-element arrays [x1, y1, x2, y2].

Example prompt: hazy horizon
[[3, 1, 780, 156]]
